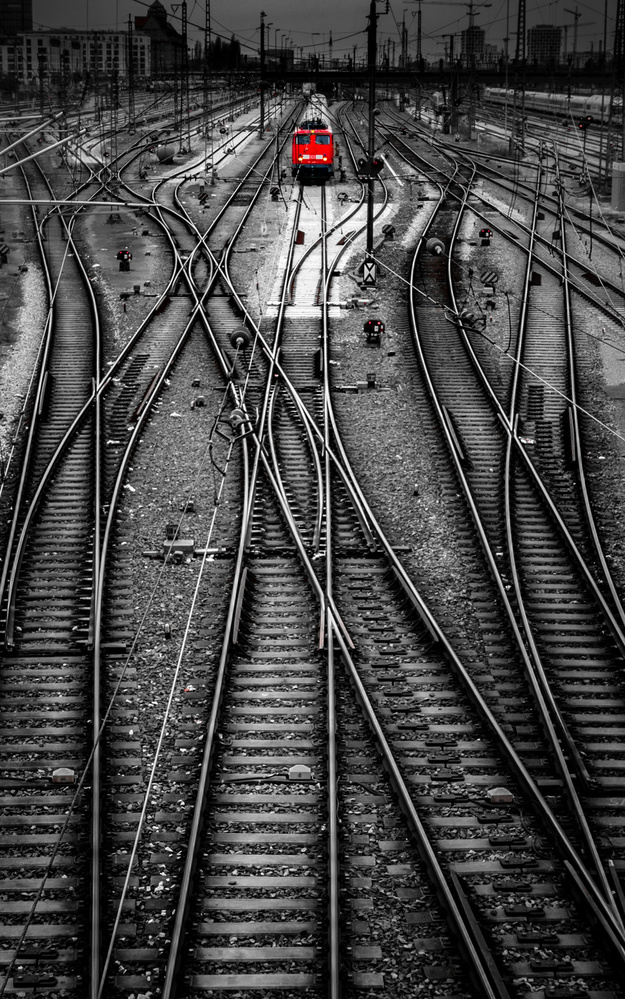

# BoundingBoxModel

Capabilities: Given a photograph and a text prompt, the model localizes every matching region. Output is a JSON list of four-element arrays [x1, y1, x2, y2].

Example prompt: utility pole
[[127, 15, 135, 131], [205, 0, 214, 182], [259, 11, 266, 138], [363, 0, 388, 286], [182, 1, 189, 151], [172, 2, 188, 150], [399, 10, 407, 110], [38, 51, 45, 115], [417, 0, 423, 67], [503, 0, 509, 138], [514, 0, 526, 156]]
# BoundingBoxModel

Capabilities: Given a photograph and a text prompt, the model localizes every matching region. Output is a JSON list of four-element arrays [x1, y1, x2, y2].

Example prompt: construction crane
[[563, 6, 593, 63], [406, 0, 490, 65]]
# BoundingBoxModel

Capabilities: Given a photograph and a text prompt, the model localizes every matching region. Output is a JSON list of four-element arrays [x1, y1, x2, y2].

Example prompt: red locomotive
[[291, 116, 334, 180]]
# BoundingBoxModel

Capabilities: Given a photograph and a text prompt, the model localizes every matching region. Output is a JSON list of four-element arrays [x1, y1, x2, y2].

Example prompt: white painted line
[[381, 156, 403, 188]]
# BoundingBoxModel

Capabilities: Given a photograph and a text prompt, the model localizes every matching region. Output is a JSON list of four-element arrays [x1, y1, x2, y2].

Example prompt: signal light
[[479, 228, 493, 238], [356, 157, 384, 180]]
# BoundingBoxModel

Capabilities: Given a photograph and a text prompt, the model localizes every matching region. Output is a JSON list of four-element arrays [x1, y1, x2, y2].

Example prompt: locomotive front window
[[315, 134, 330, 144], [295, 134, 310, 144]]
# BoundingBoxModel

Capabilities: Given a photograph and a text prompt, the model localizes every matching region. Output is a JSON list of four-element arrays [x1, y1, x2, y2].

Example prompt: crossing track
[[6, 93, 625, 999], [0, 101, 281, 996], [389, 109, 625, 987], [379, 104, 625, 334], [126, 127, 625, 996]]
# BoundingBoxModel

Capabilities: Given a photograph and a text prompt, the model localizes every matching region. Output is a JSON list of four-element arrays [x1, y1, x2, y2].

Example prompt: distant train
[[483, 87, 612, 123], [291, 94, 334, 180]]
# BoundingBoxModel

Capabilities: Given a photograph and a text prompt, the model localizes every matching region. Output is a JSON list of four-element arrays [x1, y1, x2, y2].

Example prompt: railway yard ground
[[5, 86, 625, 998], [3, 104, 625, 632]]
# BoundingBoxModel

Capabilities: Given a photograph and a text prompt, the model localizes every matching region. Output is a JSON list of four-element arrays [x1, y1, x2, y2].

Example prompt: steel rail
[[500, 152, 625, 923], [266, 379, 325, 554], [384, 103, 624, 259], [329, 619, 508, 999], [382, 119, 625, 338], [2, 159, 101, 646], [132, 430, 252, 999], [134, 132, 319, 998], [319, 183, 341, 996], [554, 145, 625, 634], [378, 123, 625, 641], [0, 137, 105, 996], [406, 178, 625, 947], [496, 167, 594, 785]]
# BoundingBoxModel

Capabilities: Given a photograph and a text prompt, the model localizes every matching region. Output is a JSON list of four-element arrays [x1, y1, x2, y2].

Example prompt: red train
[[291, 116, 334, 180]]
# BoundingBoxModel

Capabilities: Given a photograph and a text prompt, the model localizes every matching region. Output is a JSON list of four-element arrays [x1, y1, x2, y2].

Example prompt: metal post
[[366, 0, 377, 272], [503, 0, 509, 138], [205, 0, 214, 182], [259, 12, 266, 138], [127, 15, 135, 130], [182, 1, 189, 151]]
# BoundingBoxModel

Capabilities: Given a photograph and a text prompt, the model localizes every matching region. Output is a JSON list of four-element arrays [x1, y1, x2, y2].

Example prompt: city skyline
[[29, 0, 616, 63]]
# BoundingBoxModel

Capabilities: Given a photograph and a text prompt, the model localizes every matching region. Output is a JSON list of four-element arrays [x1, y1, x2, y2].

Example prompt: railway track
[[5, 92, 625, 999]]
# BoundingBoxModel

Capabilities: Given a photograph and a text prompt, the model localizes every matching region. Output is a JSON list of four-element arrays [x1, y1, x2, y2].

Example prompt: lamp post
[[311, 32, 320, 69]]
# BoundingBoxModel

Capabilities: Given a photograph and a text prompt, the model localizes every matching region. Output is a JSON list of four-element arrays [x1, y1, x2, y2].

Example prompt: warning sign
[[363, 260, 376, 286]]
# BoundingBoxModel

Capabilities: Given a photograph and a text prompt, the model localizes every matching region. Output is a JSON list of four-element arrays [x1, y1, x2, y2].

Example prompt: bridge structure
[[256, 65, 619, 96]]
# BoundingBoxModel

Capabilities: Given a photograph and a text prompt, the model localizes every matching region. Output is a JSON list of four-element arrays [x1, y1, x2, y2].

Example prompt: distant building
[[528, 24, 561, 66], [483, 42, 499, 66], [461, 25, 485, 66], [265, 47, 294, 70], [135, 0, 183, 76], [0, 0, 32, 39], [0, 29, 151, 82]]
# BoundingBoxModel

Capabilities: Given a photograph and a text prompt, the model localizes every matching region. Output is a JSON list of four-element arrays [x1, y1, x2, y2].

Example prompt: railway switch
[[163, 538, 195, 557]]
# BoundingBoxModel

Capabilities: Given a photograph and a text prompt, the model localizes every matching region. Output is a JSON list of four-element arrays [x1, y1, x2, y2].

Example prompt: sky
[[33, 0, 615, 63]]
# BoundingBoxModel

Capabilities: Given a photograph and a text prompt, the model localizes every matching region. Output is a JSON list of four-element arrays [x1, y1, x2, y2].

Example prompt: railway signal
[[479, 227, 493, 245], [364, 318, 384, 344], [117, 248, 132, 272], [356, 157, 384, 180]]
